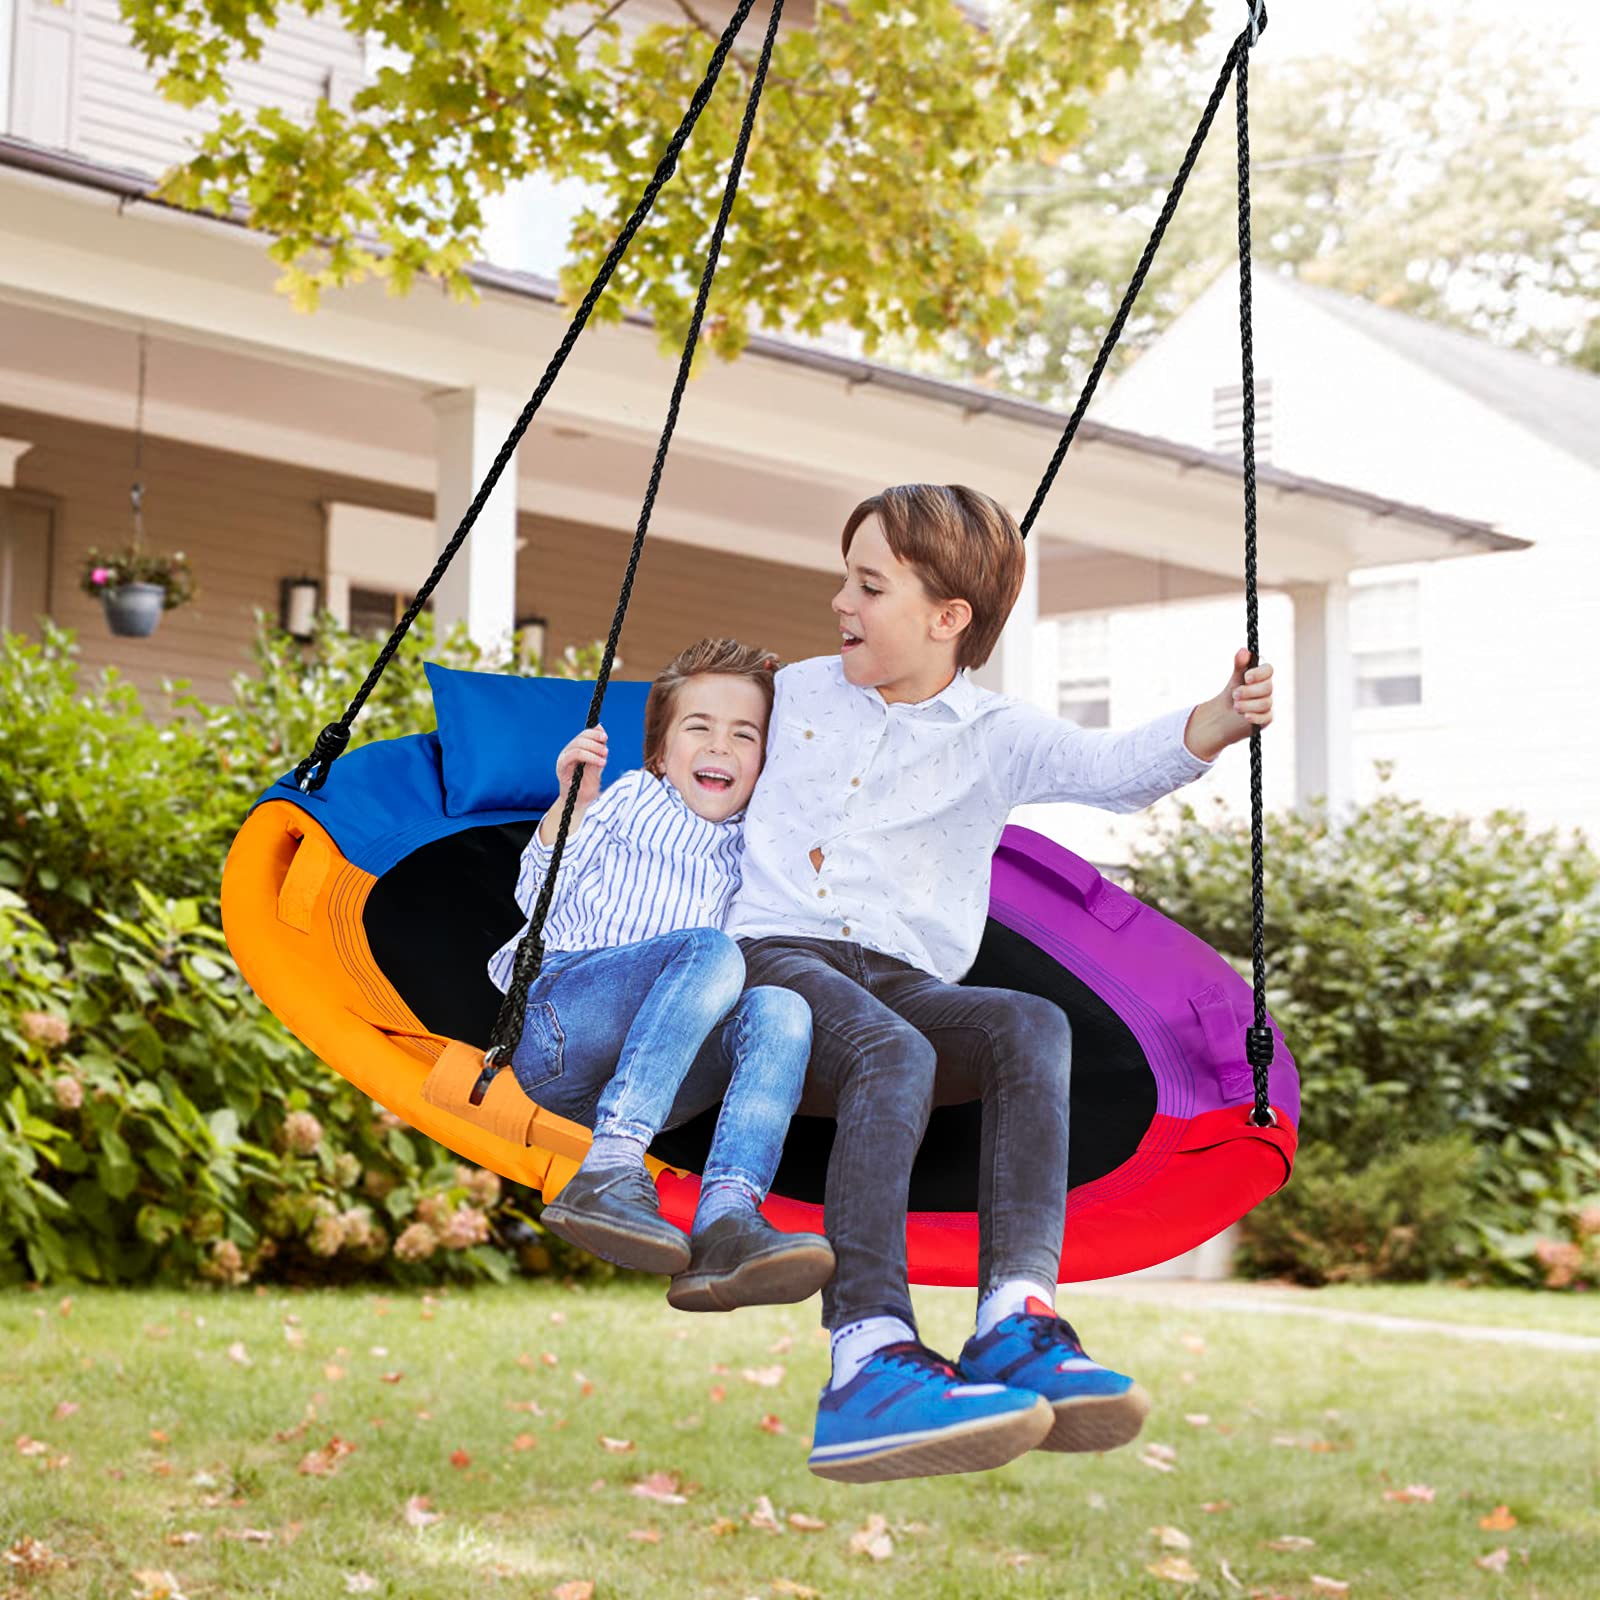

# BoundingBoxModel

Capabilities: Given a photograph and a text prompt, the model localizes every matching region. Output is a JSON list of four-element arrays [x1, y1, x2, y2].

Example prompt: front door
[[0, 494, 54, 640]]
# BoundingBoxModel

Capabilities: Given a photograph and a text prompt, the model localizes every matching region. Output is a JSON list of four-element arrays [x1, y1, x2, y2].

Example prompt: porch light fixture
[[280, 575, 322, 640], [515, 613, 548, 669]]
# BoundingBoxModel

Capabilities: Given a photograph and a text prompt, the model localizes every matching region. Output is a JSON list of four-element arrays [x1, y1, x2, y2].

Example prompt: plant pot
[[101, 582, 166, 638]]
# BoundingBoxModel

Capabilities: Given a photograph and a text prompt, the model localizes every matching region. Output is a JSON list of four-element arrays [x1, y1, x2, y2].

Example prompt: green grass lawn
[[2, 1280, 1594, 1599], [1089, 1281, 1600, 1338]]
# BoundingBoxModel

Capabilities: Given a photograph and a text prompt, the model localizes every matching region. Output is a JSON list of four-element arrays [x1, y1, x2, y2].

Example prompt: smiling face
[[833, 514, 973, 705], [652, 673, 769, 822]]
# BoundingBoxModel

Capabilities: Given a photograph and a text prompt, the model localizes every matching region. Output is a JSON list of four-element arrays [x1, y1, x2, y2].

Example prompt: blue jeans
[[510, 926, 812, 1200]]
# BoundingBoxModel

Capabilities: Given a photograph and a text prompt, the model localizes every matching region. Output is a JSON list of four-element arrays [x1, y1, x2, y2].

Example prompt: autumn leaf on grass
[[1146, 1555, 1200, 1584], [379, 1372, 404, 1385], [551, 1582, 595, 1600], [511, 1433, 538, 1452], [345, 1575, 379, 1593], [51, 1401, 79, 1421], [1476, 1547, 1511, 1574], [709, 1385, 727, 1404], [705, 1516, 740, 1537], [165, 1533, 202, 1548], [298, 1437, 357, 1477], [1479, 1505, 1518, 1531], [217, 1528, 274, 1544], [1183, 1413, 1210, 1427], [1265, 1535, 1316, 1551], [771, 1581, 820, 1597], [402, 1494, 443, 1528], [1219, 1557, 1244, 1590], [849, 1513, 894, 1562], [4, 1538, 66, 1575], [15, 1437, 48, 1457], [1140, 1442, 1178, 1472], [632, 1471, 690, 1505], [599, 1435, 635, 1454], [1309, 1576, 1349, 1595], [742, 1365, 786, 1387], [449, 1449, 472, 1469], [226, 1341, 252, 1367], [788, 1512, 827, 1532], [769, 1335, 794, 1354], [1151, 1526, 1193, 1550], [746, 1495, 785, 1533], [759, 1414, 786, 1435], [1200, 1501, 1233, 1514], [131, 1572, 188, 1600], [628, 1528, 662, 1544], [1383, 1484, 1436, 1504]]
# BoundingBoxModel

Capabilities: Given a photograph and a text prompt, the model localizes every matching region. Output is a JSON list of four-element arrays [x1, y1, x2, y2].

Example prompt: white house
[[0, 0, 1523, 874], [1087, 268, 1598, 851]]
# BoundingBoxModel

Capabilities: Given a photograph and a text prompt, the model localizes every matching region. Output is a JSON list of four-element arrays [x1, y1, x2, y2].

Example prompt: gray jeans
[[737, 936, 1073, 1331]]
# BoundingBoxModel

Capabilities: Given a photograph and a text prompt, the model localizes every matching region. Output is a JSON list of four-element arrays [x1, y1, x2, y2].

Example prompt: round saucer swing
[[221, 0, 1297, 1285]]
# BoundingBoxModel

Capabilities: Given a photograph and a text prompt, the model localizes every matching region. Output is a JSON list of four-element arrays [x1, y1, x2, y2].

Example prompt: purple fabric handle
[[1189, 983, 1254, 1101], [995, 830, 1139, 932]]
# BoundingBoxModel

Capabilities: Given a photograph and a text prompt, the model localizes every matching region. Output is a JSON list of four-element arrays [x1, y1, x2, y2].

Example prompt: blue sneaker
[[958, 1298, 1151, 1454], [808, 1340, 1052, 1483]]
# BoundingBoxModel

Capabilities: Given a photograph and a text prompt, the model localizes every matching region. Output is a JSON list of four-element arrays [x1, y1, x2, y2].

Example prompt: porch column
[[973, 534, 1043, 704], [428, 388, 520, 656], [1288, 580, 1354, 814]]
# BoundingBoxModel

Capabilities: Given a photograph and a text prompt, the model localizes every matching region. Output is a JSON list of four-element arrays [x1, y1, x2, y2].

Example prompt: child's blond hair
[[642, 638, 780, 775], [841, 484, 1025, 670]]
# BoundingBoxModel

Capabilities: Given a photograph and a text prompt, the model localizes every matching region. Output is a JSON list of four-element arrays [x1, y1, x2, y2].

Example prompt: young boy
[[724, 485, 1275, 1483], [489, 638, 834, 1313]]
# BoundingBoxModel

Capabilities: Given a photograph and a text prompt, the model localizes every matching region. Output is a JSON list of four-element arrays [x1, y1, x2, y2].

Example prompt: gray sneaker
[[667, 1210, 835, 1312], [539, 1162, 691, 1275]]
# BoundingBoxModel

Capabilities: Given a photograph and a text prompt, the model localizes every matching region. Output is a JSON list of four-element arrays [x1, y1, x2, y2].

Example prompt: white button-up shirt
[[723, 654, 1214, 983], [487, 768, 746, 990]]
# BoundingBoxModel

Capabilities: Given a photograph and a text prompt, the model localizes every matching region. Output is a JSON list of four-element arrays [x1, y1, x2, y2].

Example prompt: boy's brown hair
[[841, 484, 1025, 671], [643, 637, 780, 775]]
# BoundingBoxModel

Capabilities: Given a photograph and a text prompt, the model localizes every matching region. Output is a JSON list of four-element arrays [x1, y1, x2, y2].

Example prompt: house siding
[[1, 403, 843, 709]]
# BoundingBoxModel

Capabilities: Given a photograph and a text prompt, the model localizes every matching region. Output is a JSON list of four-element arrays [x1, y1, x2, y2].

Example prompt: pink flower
[[90, 566, 111, 586]]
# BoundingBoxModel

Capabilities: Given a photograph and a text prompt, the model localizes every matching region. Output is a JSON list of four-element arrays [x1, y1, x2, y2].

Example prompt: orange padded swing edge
[[221, 800, 685, 1203]]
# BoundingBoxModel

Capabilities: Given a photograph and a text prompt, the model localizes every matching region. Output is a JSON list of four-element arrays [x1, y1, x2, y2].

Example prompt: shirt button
[[804, 729, 814, 739], [850, 777, 860, 787], [817, 888, 827, 898], [841, 925, 851, 936]]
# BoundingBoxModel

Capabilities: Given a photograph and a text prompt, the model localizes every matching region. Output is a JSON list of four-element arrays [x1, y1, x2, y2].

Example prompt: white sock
[[976, 1277, 1058, 1339], [828, 1315, 915, 1389]]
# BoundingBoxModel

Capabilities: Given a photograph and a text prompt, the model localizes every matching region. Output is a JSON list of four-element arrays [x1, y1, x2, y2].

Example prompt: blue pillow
[[425, 663, 653, 818]]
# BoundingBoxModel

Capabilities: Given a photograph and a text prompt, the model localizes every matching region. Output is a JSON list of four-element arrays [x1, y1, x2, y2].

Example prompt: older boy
[[725, 484, 1274, 1484]]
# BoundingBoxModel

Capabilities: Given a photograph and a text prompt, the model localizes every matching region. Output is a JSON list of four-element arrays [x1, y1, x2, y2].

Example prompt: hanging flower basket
[[81, 546, 196, 640]]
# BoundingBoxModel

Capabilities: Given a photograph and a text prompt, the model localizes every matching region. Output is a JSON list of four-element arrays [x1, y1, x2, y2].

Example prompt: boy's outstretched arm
[[1182, 648, 1276, 764]]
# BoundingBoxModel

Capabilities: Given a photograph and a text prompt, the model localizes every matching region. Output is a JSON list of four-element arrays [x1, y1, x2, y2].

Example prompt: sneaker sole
[[808, 1395, 1053, 1484], [666, 1239, 836, 1313], [1038, 1381, 1152, 1453], [538, 1204, 691, 1276]]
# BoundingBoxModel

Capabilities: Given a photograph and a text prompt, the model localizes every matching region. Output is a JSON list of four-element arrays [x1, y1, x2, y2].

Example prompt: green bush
[[0, 618, 615, 1287], [0, 885, 526, 1286], [1128, 783, 1600, 1287], [1232, 1135, 1481, 1285], [0, 616, 610, 942]]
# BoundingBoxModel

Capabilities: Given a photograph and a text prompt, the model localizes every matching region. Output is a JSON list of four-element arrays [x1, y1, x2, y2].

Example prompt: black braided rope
[[1235, 14, 1276, 1129], [291, 0, 763, 794], [478, 0, 789, 1079], [1017, 23, 1254, 540], [1019, 2, 1275, 1126]]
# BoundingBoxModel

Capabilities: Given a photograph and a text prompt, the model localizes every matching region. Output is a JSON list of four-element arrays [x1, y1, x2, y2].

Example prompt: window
[[348, 586, 429, 637], [1056, 614, 1111, 728], [1213, 377, 1274, 462], [1349, 578, 1423, 709]]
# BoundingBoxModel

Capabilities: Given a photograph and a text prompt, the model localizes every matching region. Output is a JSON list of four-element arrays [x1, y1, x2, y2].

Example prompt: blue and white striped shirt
[[487, 768, 747, 991]]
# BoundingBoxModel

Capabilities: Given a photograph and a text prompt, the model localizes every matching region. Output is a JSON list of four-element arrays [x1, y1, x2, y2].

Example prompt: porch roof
[[0, 134, 1524, 610]]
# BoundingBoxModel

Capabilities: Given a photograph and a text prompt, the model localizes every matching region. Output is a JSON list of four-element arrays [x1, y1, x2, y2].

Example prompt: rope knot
[[294, 720, 353, 793], [1245, 0, 1267, 46]]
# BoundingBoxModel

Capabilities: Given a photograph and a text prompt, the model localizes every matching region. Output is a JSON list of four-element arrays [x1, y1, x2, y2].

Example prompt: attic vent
[[1213, 378, 1274, 461]]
